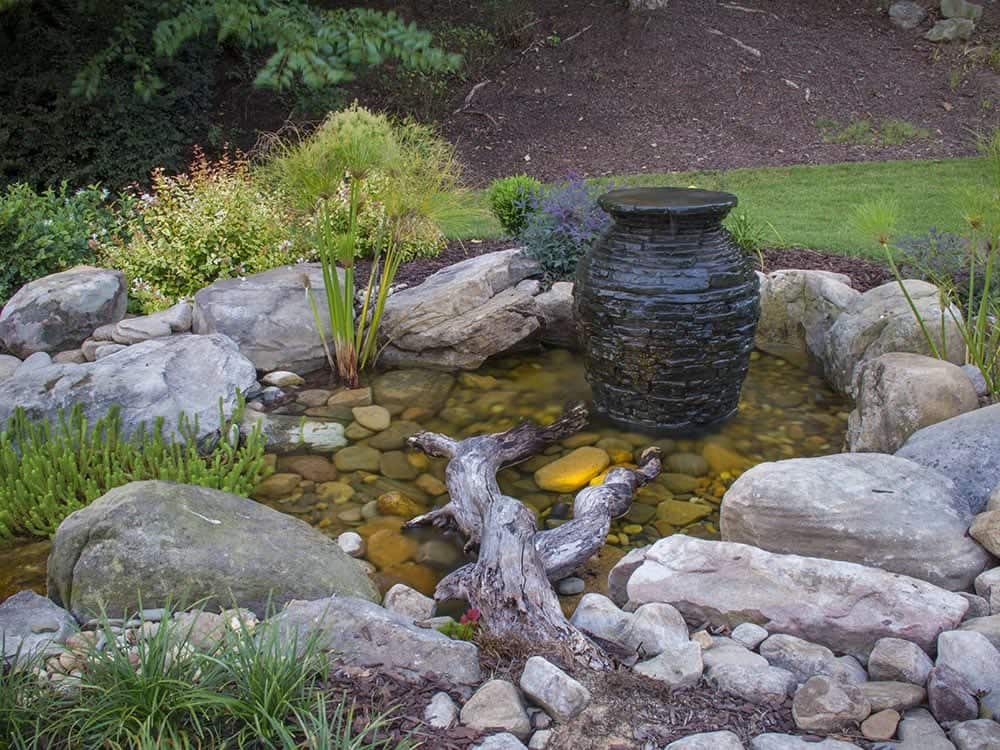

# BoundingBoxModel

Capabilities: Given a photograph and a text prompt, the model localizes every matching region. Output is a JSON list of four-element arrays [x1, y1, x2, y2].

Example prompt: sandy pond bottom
[[0, 348, 849, 604]]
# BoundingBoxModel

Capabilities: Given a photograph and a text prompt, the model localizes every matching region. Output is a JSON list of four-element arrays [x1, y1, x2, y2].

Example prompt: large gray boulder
[[0, 590, 76, 663], [378, 249, 543, 370], [47, 481, 379, 620], [846, 353, 980, 453], [755, 269, 858, 370], [614, 536, 969, 655], [0, 266, 126, 358], [821, 280, 965, 396], [896, 404, 1000, 514], [269, 595, 481, 687], [193, 264, 337, 373], [0, 334, 257, 441], [720, 453, 992, 590]]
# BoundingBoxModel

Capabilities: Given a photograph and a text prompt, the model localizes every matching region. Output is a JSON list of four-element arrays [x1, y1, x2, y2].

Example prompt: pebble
[[534, 447, 610, 492], [380, 451, 419, 480], [327, 387, 373, 408], [415, 473, 448, 496], [352, 405, 391, 432], [252, 473, 301, 500], [424, 692, 458, 729], [334, 445, 382, 472], [316, 481, 355, 504], [666, 452, 709, 476], [861, 709, 900, 741], [556, 577, 586, 596], [262, 371, 304, 387]]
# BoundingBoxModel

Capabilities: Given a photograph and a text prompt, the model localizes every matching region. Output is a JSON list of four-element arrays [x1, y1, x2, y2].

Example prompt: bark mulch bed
[[435, 0, 999, 185], [361, 239, 894, 294], [324, 657, 875, 750]]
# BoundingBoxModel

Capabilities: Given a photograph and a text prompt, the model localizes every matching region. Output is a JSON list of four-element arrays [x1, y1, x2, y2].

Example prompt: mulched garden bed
[[323, 657, 876, 750], [359, 239, 894, 294]]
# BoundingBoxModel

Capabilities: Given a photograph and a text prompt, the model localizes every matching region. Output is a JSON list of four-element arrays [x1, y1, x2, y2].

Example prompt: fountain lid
[[598, 187, 737, 217]]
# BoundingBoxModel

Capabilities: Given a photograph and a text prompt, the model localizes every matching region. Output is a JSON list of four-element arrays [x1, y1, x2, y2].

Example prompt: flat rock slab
[[193, 264, 338, 373], [721, 452, 991, 590], [378, 249, 543, 370], [0, 333, 257, 441], [896, 404, 1000, 514], [0, 266, 126, 357], [616, 536, 969, 656], [270, 595, 481, 687], [47, 481, 378, 620]]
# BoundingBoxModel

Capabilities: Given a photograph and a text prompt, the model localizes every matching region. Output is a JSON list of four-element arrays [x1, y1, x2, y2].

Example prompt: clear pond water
[[0, 348, 850, 602]]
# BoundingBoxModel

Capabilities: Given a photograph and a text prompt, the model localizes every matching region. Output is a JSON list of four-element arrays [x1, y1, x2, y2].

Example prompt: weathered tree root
[[404, 402, 662, 669]]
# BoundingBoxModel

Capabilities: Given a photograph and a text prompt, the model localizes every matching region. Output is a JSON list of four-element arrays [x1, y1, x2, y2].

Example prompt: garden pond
[[0, 347, 850, 602]]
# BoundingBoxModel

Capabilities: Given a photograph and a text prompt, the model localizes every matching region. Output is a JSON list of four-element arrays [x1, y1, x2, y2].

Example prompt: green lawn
[[449, 157, 991, 259]]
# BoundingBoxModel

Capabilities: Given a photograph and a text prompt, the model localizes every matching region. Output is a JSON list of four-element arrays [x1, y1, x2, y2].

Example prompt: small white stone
[[424, 691, 458, 729], [336, 532, 365, 558], [262, 370, 304, 387], [383, 584, 435, 621]]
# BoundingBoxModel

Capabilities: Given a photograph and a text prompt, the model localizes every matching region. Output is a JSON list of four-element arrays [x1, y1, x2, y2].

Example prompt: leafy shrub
[[0, 402, 269, 542], [488, 175, 542, 237], [0, 183, 118, 305], [96, 149, 300, 312], [262, 104, 476, 262], [522, 175, 612, 280]]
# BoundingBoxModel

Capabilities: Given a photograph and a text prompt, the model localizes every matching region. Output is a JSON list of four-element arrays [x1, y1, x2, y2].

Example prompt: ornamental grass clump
[[1, 606, 415, 749], [270, 105, 481, 387], [0, 401, 269, 543], [262, 104, 478, 262]]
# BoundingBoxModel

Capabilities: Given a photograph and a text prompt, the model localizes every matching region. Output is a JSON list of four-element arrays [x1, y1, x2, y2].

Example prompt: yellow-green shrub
[[261, 104, 472, 261], [97, 149, 302, 311]]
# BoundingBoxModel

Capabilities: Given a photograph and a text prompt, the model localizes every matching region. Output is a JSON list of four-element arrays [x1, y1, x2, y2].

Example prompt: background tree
[[0, 0, 457, 188]]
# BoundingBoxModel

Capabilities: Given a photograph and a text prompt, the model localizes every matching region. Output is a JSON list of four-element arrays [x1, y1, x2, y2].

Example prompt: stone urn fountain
[[573, 187, 760, 434]]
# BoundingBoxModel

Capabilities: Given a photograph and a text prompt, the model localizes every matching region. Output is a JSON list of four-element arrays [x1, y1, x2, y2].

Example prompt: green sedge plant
[[849, 132, 1000, 398], [0, 399, 270, 542], [292, 106, 484, 387]]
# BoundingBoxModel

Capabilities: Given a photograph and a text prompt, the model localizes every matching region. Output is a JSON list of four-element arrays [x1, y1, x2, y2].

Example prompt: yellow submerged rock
[[656, 499, 713, 527], [375, 491, 426, 518], [702, 442, 752, 474], [534, 447, 611, 493]]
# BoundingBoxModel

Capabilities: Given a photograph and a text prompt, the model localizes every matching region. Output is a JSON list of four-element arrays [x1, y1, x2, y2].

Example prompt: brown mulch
[[323, 657, 877, 750], [357, 239, 894, 294], [436, 0, 1000, 185], [323, 663, 483, 749], [760, 246, 893, 292]]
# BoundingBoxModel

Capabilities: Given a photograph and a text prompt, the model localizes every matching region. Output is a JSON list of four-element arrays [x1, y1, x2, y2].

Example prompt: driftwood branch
[[405, 403, 661, 668]]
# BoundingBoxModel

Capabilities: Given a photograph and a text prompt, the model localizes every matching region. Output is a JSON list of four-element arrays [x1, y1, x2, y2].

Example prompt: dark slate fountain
[[573, 187, 760, 434]]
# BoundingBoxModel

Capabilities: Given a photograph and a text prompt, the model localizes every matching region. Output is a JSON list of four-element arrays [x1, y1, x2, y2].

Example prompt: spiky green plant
[[0, 399, 270, 542], [849, 131, 1000, 398]]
